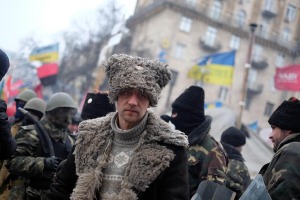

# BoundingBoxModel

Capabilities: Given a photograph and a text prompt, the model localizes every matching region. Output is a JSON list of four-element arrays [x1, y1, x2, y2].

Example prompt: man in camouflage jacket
[[6, 92, 77, 200], [221, 126, 251, 199], [165, 86, 228, 197], [259, 97, 300, 200]]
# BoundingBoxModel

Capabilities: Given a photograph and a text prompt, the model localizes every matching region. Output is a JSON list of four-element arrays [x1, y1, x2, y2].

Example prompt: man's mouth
[[125, 109, 138, 113]]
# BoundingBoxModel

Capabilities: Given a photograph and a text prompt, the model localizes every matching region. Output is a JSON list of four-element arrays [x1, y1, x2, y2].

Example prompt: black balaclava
[[170, 86, 206, 135], [170, 108, 203, 135]]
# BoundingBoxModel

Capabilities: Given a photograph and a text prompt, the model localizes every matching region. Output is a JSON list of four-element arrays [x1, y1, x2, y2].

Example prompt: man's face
[[68, 123, 79, 134], [116, 89, 149, 130], [48, 107, 76, 129], [269, 125, 291, 152]]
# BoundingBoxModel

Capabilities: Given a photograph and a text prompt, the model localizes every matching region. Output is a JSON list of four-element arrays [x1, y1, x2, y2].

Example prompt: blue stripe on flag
[[30, 43, 59, 55], [197, 50, 235, 66]]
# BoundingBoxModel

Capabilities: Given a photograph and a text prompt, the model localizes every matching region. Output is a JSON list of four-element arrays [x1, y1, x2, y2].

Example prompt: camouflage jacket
[[222, 142, 251, 199], [6, 118, 74, 199], [259, 133, 300, 200], [187, 116, 228, 197]]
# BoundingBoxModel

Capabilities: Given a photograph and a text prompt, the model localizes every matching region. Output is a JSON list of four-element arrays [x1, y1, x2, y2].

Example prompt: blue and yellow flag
[[188, 51, 235, 86], [29, 43, 59, 63]]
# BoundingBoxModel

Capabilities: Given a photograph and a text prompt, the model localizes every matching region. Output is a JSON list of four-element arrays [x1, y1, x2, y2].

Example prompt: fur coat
[[43, 111, 189, 200]]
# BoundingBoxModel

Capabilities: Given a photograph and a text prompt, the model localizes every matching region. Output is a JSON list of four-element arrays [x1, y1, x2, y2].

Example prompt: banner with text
[[274, 64, 300, 91]]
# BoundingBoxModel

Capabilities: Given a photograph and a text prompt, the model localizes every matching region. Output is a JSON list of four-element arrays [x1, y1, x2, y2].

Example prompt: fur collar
[[71, 111, 188, 200]]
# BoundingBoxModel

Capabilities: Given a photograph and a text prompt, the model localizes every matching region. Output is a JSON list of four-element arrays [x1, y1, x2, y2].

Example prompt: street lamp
[[237, 23, 258, 129]]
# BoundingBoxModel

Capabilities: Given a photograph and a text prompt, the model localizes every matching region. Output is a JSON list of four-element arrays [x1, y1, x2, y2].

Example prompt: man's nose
[[128, 93, 138, 105], [269, 131, 273, 139]]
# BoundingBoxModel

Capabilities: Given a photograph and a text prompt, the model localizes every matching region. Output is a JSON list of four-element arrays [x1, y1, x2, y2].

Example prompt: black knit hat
[[221, 126, 246, 147], [81, 93, 116, 120], [172, 86, 205, 121], [0, 49, 10, 81], [170, 86, 205, 134], [268, 97, 300, 132]]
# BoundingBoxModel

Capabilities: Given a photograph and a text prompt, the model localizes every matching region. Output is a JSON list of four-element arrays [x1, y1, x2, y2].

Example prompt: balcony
[[199, 38, 222, 52], [261, 6, 277, 18], [251, 56, 268, 70], [247, 83, 264, 96]]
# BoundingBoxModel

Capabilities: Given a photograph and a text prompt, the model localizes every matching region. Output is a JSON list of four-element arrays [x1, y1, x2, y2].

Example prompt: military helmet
[[24, 97, 46, 115], [46, 92, 77, 112], [15, 89, 37, 102]]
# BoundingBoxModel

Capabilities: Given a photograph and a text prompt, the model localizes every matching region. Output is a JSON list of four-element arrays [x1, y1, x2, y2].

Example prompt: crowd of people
[[0, 49, 299, 200]]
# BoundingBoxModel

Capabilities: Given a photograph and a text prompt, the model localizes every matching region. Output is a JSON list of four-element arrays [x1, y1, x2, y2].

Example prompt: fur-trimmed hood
[[71, 111, 188, 200]]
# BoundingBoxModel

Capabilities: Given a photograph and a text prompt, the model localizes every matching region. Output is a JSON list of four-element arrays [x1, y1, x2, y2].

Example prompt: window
[[205, 26, 217, 46], [210, 1, 222, 20], [229, 35, 240, 50], [235, 10, 246, 27], [281, 28, 291, 41], [173, 43, 185, 59], [248, 68, 257, 86], [264, 0, 274, 11], [264, 102, 274, 116], [179, 17, 192, 33], [252, 44, 263, 61], [218, 87, 228, 101], [285, 4, 297, 22], [185, 0, 197, 6], [259, 19, 269, 38], [275, 52, 285, 67]]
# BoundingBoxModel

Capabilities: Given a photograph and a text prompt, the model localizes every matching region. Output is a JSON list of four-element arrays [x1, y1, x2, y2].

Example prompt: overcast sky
[[0, 0, 137, 53]]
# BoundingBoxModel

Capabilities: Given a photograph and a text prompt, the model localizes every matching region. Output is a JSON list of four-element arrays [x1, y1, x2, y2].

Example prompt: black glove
[[44, 157, 63, 171], [0, 98, 16, 159], [0, 98, 12, 141]]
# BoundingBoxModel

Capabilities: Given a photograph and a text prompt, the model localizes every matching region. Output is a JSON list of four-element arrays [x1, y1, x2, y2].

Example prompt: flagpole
[[237, 23, 257, 129]]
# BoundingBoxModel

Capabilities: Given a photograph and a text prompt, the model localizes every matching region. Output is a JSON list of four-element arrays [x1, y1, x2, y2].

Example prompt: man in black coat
[[43, 54, 189, 200], [0, 49, 16, 160]]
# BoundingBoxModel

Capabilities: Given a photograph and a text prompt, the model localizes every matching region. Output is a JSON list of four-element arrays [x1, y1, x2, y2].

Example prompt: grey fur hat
[[104, 54, 172, 106]]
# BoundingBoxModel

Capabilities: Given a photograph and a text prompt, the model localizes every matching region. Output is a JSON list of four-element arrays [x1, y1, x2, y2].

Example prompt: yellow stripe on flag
[[187, 65, 208, 80], [29, 52, 59, 62], [203, 64, 233, 86]]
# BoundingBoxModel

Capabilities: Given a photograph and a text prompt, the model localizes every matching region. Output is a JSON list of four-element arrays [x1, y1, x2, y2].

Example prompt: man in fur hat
[[259, 97, 300, 200], [162, 85, 228, 198], [43, 54, 189, 200]]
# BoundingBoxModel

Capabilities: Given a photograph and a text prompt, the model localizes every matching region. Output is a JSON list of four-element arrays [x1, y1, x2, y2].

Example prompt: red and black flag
[[37, 63, 59, 86]]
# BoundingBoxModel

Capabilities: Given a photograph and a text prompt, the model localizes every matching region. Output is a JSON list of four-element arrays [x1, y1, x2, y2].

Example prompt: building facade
[[126, 0, 300, 130]]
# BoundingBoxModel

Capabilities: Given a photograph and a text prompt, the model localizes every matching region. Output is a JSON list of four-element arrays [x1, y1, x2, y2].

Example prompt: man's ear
[[283, 129, 293, 135]]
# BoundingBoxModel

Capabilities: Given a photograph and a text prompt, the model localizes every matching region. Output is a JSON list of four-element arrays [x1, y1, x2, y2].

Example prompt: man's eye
[[122, 91, 131, 96], [138, 93, 147, 99]]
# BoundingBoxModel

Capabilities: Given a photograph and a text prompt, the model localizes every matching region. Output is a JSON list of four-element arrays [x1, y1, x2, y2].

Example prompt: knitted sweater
[[71, 111, 189, 200], [99, 113, 148, 199]]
